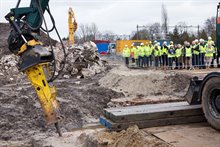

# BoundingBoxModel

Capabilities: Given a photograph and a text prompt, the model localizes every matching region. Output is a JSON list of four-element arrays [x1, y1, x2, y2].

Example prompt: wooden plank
[[109, 105, 203, 123], [104, 102, 189, 118], [100, 115, 206, 131]]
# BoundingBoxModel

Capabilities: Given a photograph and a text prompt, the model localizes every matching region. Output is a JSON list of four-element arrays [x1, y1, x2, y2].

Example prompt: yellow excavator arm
[[5, 0, 65, 136], [68, 7, 77, 45]]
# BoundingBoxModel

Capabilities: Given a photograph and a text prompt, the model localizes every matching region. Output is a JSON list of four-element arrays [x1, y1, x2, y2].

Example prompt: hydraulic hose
[[35, 0, 67, 82]]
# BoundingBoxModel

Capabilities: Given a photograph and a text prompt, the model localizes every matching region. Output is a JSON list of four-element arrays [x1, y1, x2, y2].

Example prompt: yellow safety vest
[[175, 48, 182, 58], [207, 40, 214, 45], [138, 46, 145, 57], [193, 45, 200, 55], [145, 45, 151, 56], [133, 48, 139, 59], [205, 47, 214, 57], [199, 44, 206, 53], [162, 46, 168, 55], [158, 46, 162, 56], [154, 49, 159, 57], [122, 47, 130, 57], [185, 47, 192, 57]]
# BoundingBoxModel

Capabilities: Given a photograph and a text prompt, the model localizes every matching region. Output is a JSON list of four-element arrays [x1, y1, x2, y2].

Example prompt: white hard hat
[[199, 39, 204, 42], [163, 41, 167, 45], [208, 36, 212, 40], [154, 40, 157, 44], [195, 39, 199, 43], [125, 44, 128, 47], [141, 43, 144, 45], [157, 42, 160, 46]]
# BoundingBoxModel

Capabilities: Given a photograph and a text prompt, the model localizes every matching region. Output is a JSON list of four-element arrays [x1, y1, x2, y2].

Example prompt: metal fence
[[123, 53, 219, 70]]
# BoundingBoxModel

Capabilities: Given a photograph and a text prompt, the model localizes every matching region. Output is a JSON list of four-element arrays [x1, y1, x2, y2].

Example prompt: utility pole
[[136, 25, 139, 40], [197, 25, 200, 38]]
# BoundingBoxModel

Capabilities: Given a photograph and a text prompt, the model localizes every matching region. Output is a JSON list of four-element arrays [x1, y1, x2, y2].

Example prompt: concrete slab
[[144, 123, 220, 147], [104, 102, 203, 123]]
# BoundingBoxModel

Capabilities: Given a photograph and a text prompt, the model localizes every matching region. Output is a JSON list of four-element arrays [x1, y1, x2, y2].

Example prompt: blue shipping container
[[96, 43, 109, 53], [155, 39, 171, 46]]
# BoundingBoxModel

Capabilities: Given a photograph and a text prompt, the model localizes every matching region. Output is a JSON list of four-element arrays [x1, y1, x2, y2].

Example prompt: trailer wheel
[[202, 77, 220, 130]]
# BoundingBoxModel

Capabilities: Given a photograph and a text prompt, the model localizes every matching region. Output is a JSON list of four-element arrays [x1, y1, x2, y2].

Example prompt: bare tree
[[77, 23, 88, 42], [149, 23, 161, 40], [90, 22, 99, 40], [177, 22, 187, 35], [76, 23, 99, 42], [204, 16, 216, 37], [161, 4, 168, 35], [101, 30, 115, 41], [131, 23, 161, 40]]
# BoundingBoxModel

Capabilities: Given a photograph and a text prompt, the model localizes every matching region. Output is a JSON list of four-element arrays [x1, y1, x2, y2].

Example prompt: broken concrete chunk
[[81, 68, 95, 78], [63, 75, 70, 79], [75, 81, 81, 84], [54, 41, 107, 78]]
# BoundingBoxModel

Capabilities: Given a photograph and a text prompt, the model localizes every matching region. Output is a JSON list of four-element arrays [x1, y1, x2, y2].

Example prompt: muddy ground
[[0, 72, 123, 142]]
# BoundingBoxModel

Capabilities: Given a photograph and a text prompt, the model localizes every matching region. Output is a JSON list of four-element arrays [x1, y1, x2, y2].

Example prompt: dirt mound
[[99, 66, 192, 98], [0, 23, 10, 56], [96, 125, 171, 147]]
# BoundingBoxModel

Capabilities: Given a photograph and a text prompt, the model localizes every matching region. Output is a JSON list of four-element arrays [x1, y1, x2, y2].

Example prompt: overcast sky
[[0, 0, 219, 39]]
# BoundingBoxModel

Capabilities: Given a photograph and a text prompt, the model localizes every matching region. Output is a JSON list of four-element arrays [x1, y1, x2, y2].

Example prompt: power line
[[136, 24, 200, 40]]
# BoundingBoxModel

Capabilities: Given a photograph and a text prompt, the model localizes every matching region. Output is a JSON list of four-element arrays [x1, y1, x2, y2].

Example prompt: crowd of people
[[122, 37, 218, 70]]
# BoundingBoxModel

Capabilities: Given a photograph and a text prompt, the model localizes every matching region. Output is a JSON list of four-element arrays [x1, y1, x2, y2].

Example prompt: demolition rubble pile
[[0, 41, 107, 82], [54, 41, 108, 78], [0, 55, 23, 84]]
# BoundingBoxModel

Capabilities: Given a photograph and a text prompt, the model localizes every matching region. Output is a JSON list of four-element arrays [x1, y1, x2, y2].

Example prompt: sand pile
[[99, 66, 192, 98], [97, 125, 171, 147]]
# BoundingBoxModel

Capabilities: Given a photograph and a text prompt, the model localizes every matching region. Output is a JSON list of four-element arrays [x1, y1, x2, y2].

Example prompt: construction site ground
[[1, 55, 220, 146]]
